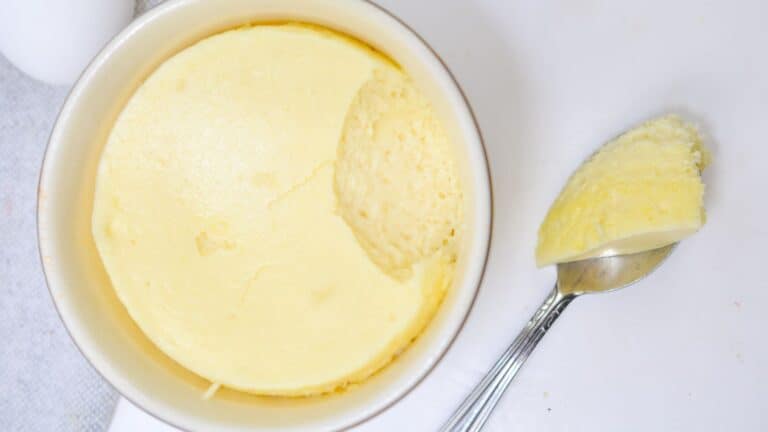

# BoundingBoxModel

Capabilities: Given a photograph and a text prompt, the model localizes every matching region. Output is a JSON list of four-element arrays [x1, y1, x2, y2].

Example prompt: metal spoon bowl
[[441, 244, 676, 432]]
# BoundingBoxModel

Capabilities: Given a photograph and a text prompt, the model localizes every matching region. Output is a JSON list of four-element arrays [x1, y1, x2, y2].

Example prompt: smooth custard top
[[92, 24, 464, 396]]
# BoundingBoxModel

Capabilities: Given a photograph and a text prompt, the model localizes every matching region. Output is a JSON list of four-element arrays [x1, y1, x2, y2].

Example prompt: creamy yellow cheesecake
[[92, 24, 463, 396], [536, 115, 708, 267]]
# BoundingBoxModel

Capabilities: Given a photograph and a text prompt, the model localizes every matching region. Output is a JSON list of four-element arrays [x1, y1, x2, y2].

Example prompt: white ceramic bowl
[[38, 0, 491, 430]]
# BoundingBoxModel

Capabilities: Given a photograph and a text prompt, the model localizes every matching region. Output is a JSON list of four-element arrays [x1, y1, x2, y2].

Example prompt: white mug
[[38, 0, 492, 430]]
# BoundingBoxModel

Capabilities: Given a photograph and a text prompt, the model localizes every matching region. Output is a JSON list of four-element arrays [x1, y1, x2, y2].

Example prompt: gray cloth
[[0, 2, 164, 431], [0, 54, 118, 431]]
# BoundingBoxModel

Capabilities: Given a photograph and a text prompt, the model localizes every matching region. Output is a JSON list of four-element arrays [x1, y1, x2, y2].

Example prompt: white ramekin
[[37, 0, 492, 430]]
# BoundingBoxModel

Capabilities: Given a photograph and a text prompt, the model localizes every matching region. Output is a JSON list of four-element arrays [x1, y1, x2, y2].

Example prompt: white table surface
[[5, 0, 768, 431]]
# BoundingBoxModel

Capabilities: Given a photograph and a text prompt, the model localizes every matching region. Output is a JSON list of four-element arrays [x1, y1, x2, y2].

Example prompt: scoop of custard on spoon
[[442, 115, 709, 432]]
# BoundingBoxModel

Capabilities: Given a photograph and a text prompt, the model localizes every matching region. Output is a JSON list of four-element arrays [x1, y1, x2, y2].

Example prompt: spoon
[[440, 244, 675, 431]]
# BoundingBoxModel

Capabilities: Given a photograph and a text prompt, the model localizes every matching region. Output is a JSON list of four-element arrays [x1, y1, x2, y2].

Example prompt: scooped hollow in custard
[[536, 115, 709, 267], [92, 24, 463, 396], [335, 67, 463, 280]]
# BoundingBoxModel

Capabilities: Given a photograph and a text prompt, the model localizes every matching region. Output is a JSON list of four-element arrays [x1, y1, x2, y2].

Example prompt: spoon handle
[[440, 287, 574, 432]]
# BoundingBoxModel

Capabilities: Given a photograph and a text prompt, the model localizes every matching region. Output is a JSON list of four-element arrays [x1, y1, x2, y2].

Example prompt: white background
[[5, 0, 768, 431]]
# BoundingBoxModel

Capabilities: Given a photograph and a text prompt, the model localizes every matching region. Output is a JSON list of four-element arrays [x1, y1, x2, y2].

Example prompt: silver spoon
[[440, 244, 675, 431]]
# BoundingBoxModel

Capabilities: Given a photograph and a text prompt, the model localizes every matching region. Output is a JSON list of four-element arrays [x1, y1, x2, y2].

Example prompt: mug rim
[[37, 0, 494, 430]]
